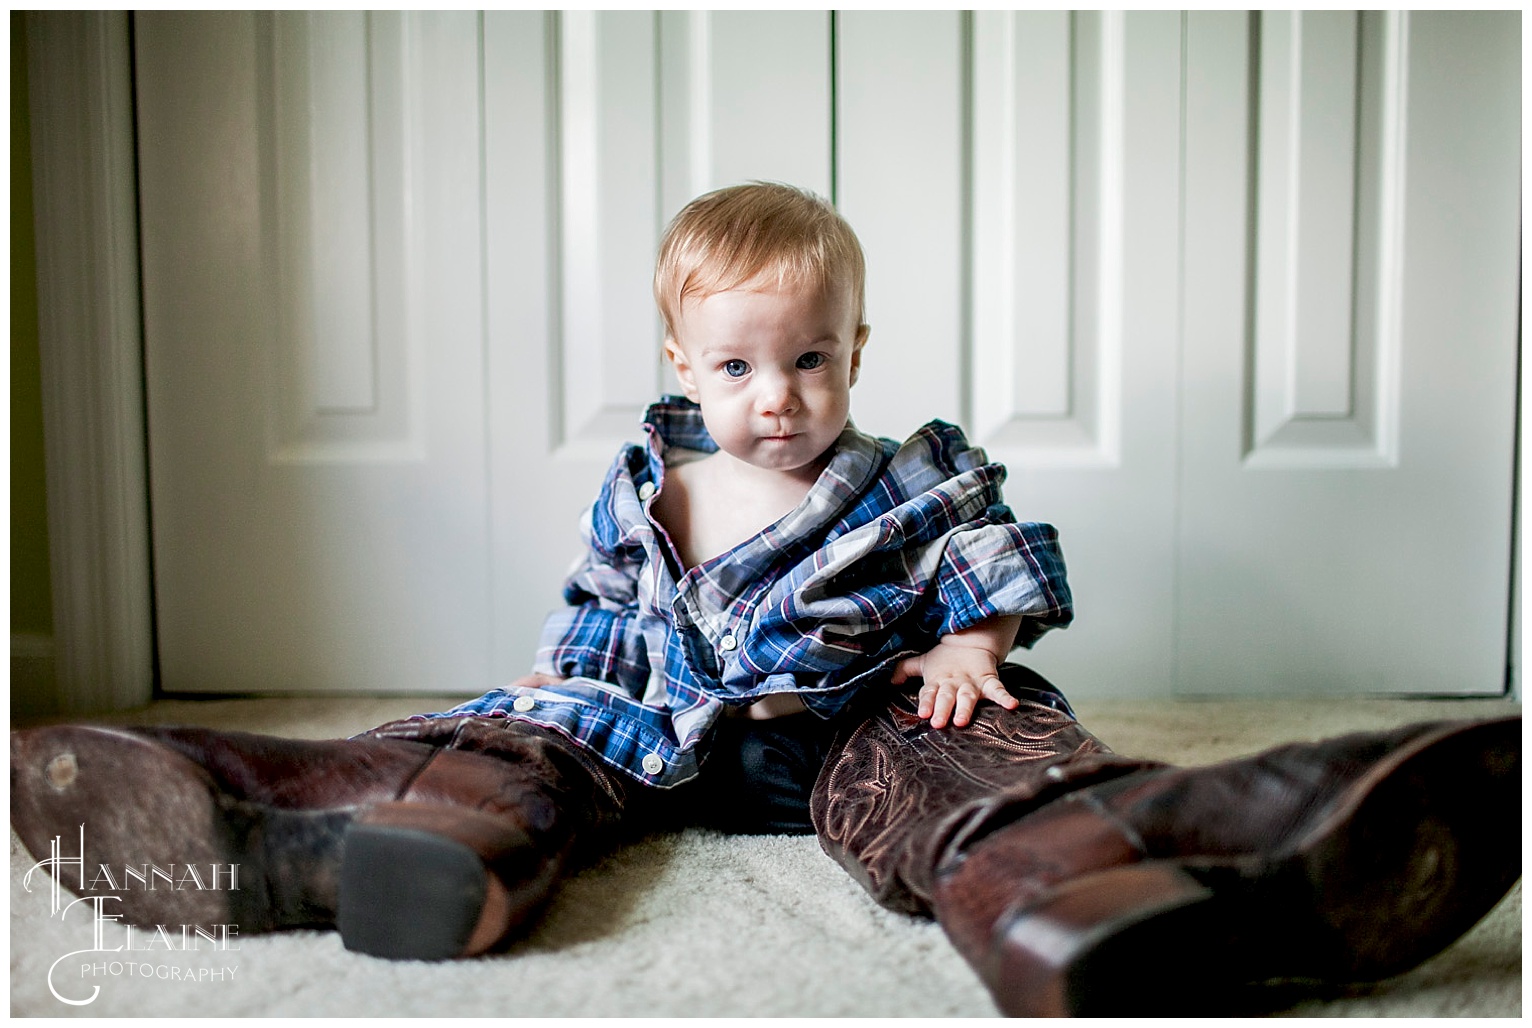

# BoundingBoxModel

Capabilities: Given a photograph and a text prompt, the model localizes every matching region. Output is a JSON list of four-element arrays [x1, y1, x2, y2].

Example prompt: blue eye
[[723, 359, 749, 378], [797, 352, 826, 370]]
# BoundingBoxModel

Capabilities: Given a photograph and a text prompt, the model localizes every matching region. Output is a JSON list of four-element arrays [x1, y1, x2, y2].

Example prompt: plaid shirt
[[424, 398, 1072, 787]]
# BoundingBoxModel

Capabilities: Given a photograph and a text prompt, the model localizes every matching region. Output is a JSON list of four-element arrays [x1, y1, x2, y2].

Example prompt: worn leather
[[10, 724, 426, 932], [363, 713, 629, 867], [357, 711, 632, 953], [107, 719, 621, 855], [1063, 719, 1472, 858], [11, 712, 621, 956], [126, 724, 442, 809]]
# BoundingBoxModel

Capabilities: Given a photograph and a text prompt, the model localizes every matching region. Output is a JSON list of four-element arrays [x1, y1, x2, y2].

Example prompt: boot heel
[[991, 862, 1232, 1017], [337, 803, 519, 961]]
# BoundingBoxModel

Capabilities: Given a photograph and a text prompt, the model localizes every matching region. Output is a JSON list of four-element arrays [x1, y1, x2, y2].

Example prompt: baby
[[652, 184, 1023, 730], [12, 183, 1520, 1017], [399, 182, 1077, 815]]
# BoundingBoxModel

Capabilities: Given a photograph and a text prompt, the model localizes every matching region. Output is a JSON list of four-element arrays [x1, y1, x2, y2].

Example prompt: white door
[[137, 13, 493, 694], [138, 11, 839, 695], [138, 12, 1518, 700]]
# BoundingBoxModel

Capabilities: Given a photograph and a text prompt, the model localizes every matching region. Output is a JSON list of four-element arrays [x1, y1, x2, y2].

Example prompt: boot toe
[[11, 725, 239, 929], [1291, 714, 1522, 980]]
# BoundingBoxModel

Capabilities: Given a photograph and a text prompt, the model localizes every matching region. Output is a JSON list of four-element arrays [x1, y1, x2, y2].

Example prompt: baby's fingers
[[982, 674, 1020, 711], [920, 673, 1016, 729], [950, 683, 983, 728], [948, 676, 1017, 728], [890, 654, 924, 687], [921, 679, 957, 728]]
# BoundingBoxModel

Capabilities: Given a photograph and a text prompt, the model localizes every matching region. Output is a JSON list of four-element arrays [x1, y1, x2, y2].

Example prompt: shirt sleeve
[[741, 460, 1073, 687], [912, 422, 1074, 646], [930, 508, 1074, 647]]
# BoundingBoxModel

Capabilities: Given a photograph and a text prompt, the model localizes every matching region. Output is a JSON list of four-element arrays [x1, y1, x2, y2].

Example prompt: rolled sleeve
[[934, 519, 1073, 646]]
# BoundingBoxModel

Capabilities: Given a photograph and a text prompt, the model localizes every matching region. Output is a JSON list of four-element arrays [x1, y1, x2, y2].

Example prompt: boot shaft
[[811, 684, 1157, 915]]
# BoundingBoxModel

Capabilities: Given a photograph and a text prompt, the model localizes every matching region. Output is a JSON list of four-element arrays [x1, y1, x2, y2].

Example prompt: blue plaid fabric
[[421, 397, 1073, 787]]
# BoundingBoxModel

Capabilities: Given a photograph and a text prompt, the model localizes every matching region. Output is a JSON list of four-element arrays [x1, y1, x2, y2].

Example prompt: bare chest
[[651, 456, 810, 571]]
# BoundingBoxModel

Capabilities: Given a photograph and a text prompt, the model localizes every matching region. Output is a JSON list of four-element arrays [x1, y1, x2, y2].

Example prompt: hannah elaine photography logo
[[23, 826, 242, 1007]]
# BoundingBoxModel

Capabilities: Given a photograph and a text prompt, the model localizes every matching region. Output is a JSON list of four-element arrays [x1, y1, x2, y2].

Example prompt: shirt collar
[[642, 395, 718, 458]]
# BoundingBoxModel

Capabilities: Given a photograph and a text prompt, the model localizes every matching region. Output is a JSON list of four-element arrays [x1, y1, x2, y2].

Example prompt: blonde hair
[[654, 182, 866, 340]]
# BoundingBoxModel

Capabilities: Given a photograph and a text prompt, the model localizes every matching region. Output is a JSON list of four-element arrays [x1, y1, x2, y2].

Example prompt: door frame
[[26, 11, 153, 713]]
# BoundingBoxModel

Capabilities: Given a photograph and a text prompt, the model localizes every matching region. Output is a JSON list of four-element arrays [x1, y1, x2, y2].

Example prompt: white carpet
[[9, 695, 1522, 1017]]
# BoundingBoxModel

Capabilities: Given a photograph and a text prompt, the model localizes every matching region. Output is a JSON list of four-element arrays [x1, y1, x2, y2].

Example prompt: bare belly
[[726, 692, 809, 720]]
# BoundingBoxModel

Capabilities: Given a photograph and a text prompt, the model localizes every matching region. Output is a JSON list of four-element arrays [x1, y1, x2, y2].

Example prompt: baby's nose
[[755, 374, 798, 415]]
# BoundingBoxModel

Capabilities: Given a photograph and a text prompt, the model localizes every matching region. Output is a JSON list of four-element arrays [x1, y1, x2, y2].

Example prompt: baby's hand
[[890, 637, 1019, 730]]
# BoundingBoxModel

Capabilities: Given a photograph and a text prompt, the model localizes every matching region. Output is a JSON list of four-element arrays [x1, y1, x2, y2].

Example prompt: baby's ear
[[849, 324, 870, 387], [664, 338, 701, 402]]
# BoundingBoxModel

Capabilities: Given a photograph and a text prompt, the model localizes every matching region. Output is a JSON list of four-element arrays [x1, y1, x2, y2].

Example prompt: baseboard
[[11, 632, 59, 719]]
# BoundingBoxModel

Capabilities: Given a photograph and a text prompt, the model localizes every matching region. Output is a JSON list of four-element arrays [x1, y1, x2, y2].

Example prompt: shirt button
[[512, 695, 536, 713], [641, 753, 664, 775], [637, 481, 656, 500], [720, 634, 737, 651]]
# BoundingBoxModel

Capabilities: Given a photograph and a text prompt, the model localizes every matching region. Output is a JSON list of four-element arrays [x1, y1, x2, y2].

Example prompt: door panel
[[554, 11, 668, 449], [836, 11, 966, 437], [1178, 12, 1518, 695], [963, 12, 1185, 697], [660, 11, 833, 213], [832, 13, 1185, 698]]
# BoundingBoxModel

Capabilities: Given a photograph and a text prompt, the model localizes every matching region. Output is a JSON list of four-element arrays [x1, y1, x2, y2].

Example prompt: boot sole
[[997, 715, 1521, 1016]]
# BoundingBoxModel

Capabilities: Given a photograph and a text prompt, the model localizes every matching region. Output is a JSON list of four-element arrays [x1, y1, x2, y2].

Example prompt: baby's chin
[[721, 439, 836, 478]]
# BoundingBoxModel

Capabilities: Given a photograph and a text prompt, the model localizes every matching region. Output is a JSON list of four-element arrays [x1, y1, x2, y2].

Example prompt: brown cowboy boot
[[929, 715, 1521, 1016], [11, 712, 622, 961]]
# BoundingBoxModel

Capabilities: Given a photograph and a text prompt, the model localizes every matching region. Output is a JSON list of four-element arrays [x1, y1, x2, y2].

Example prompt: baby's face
[[665, 276, 867, 480]]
